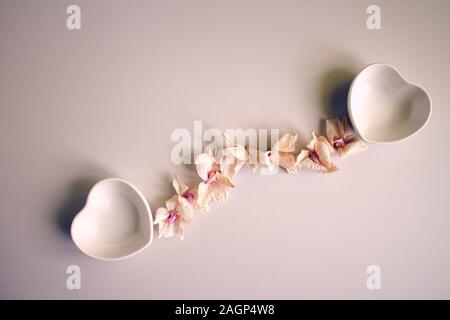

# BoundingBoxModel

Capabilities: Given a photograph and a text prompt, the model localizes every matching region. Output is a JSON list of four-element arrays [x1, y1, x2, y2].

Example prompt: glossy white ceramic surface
[[71, 179, 153, 261], [348, 63, 432, 143]]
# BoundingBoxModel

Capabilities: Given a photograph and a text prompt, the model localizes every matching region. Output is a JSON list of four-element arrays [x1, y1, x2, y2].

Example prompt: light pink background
[[1, 0, 449, 299]]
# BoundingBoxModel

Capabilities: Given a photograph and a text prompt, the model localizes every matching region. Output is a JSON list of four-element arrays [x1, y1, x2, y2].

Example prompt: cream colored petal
[[317, 137, 338, 172], [157, 220, 168, 238], [210, 183, 231, 202], [185, 186, 208, 213], [180, 209, 192, 224], [218, 174, 234, 188], [198, 200, 210, 212], [226, 145, 247, 161], [295, 150, 309, 165], [268, 151, 281, 166], [176, 222, 185, 240], [221, 146, 245, 175], [306, 132, 318, 150], [154, 207, 169, 224], [325, 163, 339, 173], [339, 139, 368, 158], [297, 157, 327, 172], [177, 195, 190, 210], [177, 198, 194, 222], [316, 136, 332, 168], [185, 187, 206, 213], [165, 195, 178, 211], [272, 133, 297, 153], [195, 153, 215, 181], [277, 152, 297, 174], [197, 182, 212, 207], [222, 160, 244, 179], [160, 222, 176, 239], [172, 174, 189, 195]]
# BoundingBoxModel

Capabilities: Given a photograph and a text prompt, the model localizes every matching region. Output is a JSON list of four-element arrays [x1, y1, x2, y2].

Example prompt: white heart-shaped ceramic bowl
[[348, 63, 431, 143], [71, 178, 153, 261]]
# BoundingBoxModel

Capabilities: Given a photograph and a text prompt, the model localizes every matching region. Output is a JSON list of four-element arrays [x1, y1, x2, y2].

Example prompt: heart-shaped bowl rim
[[70, 178, 153, 261], [347, 63, 432, 144]]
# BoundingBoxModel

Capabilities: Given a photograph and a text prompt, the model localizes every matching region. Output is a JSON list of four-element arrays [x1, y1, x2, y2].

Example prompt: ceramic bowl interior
[[348, 63, 431, 143], [71, 178, 153, 260]]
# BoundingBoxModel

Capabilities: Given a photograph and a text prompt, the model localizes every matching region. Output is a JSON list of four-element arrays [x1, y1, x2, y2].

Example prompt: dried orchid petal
[[272, 132, 297, 153], [165, 196, 178, 212], [172, 174, 189, 195], [154, 207, 169, 225], [266, 133, 298, 174], [296, 150, 324, 172], [325, 118, 367, 158], [187, 186, 210, 212], [296, 132, 338, 173], [195, 153, 215, 181], [221, 131, 263, 174], [224, 145, 247, 161], [221, 149, 245, 178], [277, 152, 297, 174], [223, 161, 243, 179], [196, 152, 234, 207]]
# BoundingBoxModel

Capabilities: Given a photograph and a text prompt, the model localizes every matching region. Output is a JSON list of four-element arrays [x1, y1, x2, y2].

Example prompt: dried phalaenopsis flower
[[262, 133, 298, 174], [296, 132, 338, 173], [325, 117, 367, 158], [154, 175, 203, 240], [154, 195, 192, 240], [172, 174, 204, 213], [196, 151, 234, 207]]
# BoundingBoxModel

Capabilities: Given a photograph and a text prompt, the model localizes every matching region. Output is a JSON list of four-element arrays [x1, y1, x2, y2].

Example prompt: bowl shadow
[[317, 66, 358, 131]]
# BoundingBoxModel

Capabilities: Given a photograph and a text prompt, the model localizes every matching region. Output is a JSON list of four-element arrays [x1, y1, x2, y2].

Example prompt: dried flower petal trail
[[154, 118, 367, 239]]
